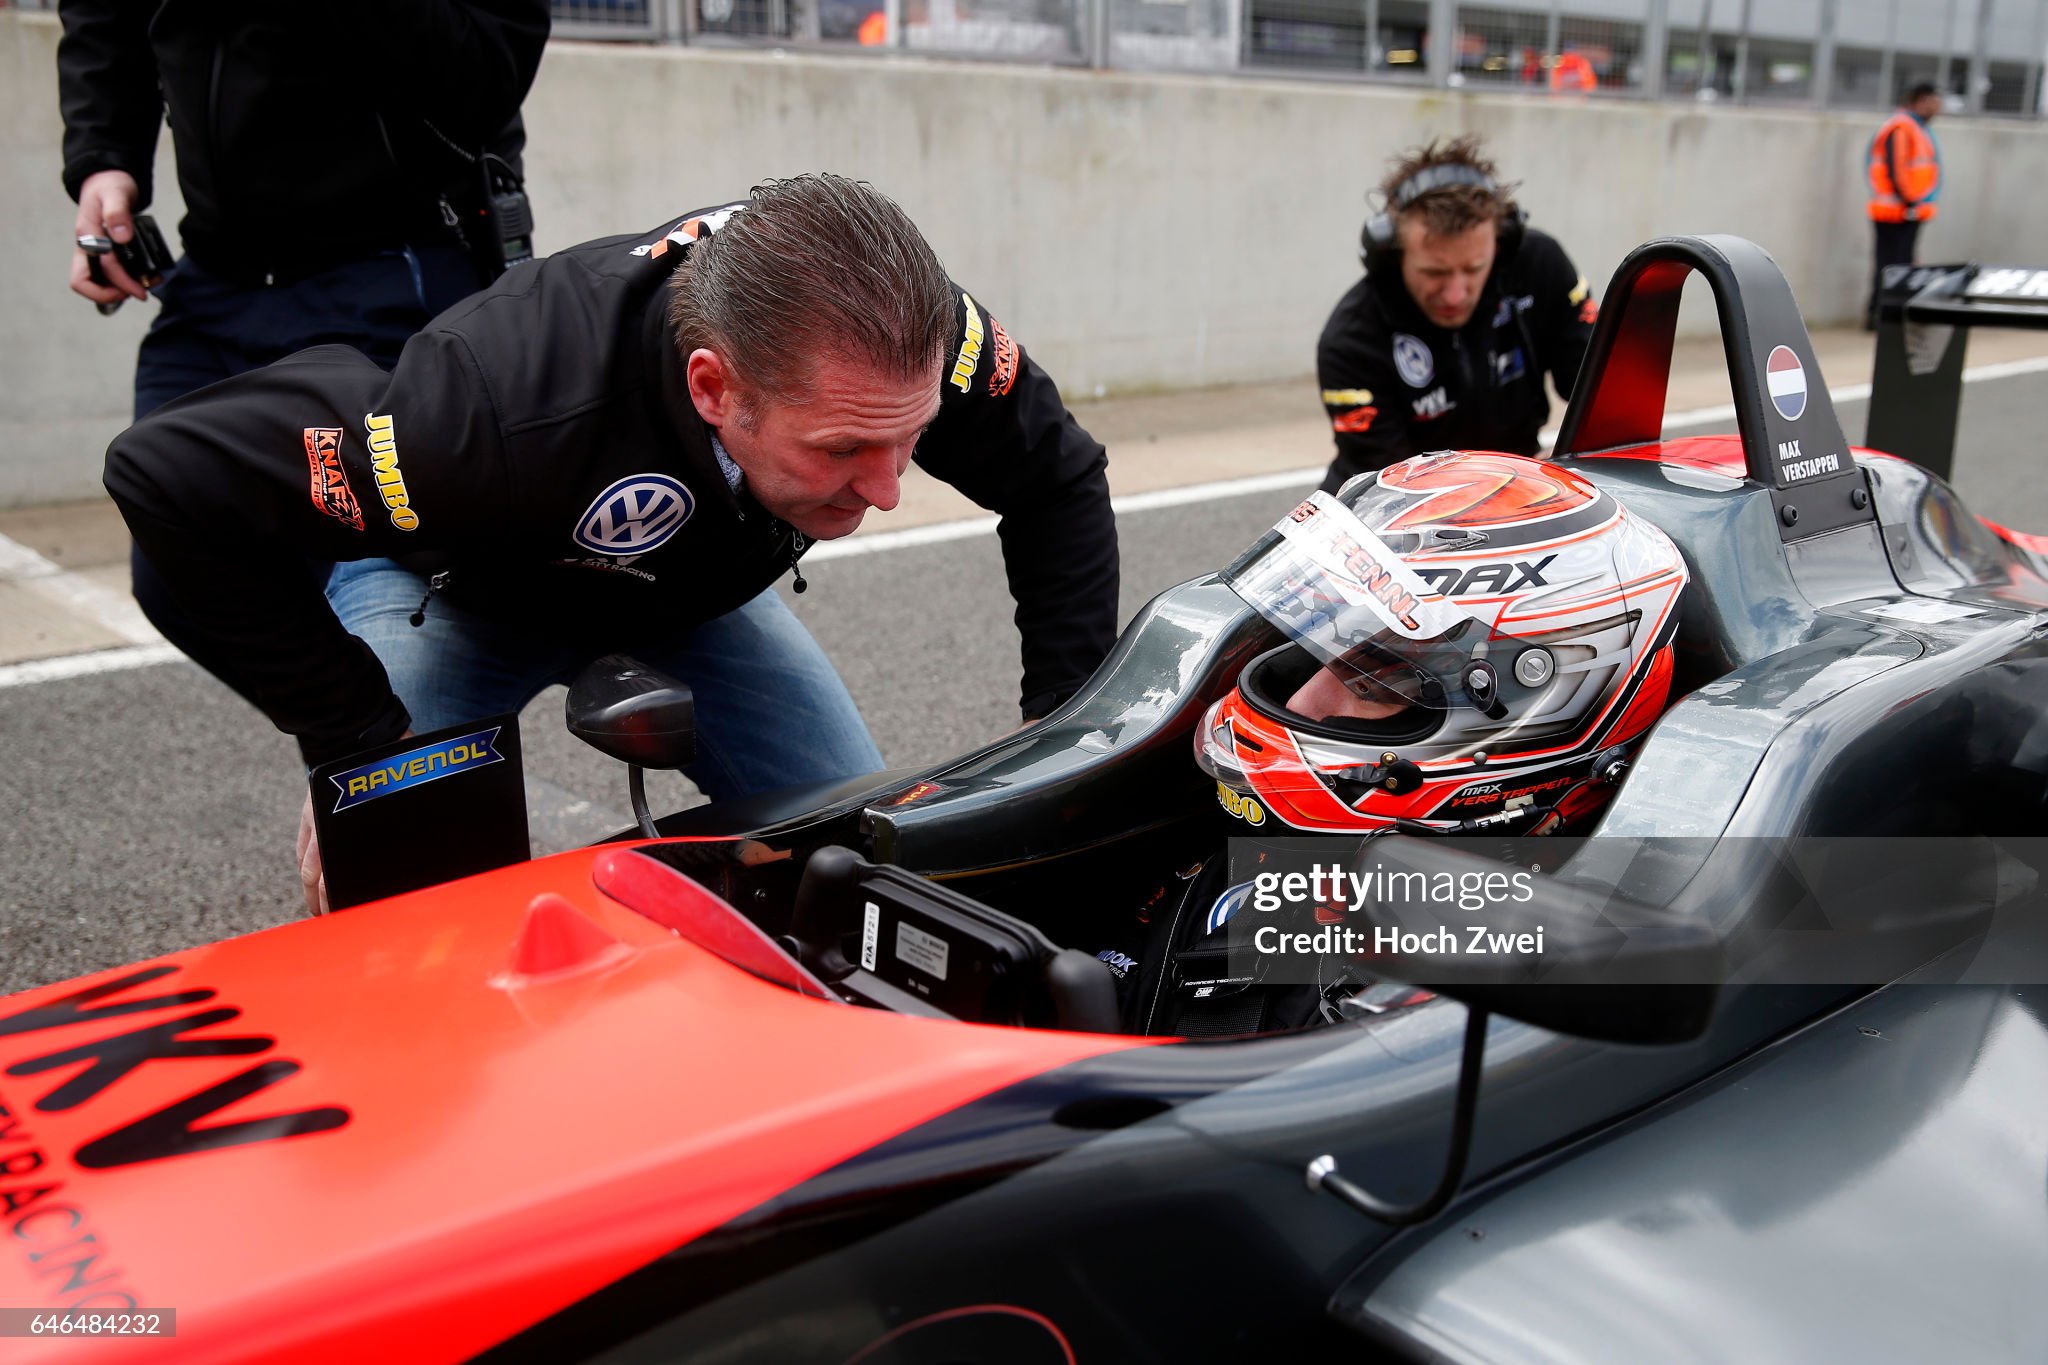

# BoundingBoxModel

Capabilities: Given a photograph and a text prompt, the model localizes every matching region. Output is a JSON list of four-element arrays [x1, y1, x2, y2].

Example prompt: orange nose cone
[[501, 892, 633, 983]]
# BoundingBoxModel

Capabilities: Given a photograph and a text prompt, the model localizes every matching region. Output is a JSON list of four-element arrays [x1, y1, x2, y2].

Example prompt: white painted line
[[0, 532, 161, 645], [1110, 468, 1329, 514], [1949, 353, 2048, 385], [1540, 352, 2048, 446], [0, 643, 182, 689], [8, 352, 2048, 683], [805, 513, 1000, 561], [806, 467, 1329, 562]]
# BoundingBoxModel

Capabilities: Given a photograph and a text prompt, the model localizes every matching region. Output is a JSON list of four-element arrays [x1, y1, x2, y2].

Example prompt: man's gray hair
[[667, 174, 957, 406]]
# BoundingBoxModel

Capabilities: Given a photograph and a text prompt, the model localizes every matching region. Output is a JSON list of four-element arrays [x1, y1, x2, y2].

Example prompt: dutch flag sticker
[[1766, 345, 1808, 421]]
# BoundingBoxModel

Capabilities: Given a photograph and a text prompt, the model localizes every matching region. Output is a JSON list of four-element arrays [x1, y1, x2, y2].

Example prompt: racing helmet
[[1197, 451, 1687, 833]]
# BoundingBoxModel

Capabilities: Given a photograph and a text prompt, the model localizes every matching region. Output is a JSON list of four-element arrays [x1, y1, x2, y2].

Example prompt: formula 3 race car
[[3, 236, 2046, 1363]]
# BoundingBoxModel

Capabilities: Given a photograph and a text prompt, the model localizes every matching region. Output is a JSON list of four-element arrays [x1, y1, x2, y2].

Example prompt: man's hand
[[297, 728, 412, 917], [297, 792, 330, 917], [71, 169, 149, 306]]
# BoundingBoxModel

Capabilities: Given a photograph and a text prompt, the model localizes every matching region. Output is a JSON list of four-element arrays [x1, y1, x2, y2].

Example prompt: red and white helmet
[[1198, 451, 1686, 833]]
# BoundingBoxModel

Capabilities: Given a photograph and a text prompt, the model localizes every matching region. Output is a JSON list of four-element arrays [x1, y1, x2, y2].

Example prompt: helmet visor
[[1225, 491, 1483, 711]]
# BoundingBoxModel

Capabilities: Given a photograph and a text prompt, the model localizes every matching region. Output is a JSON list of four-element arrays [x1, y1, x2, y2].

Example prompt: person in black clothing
[[103, 174, 1120, 913], [60, 1, 550, 688], [1316, 136, 1598, 493]]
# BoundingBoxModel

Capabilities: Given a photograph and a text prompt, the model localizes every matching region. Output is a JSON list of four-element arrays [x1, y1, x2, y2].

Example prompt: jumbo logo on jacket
[[950, 294, 985, 393], [574, 474, 696, 556], [363, 412, 419, 531]]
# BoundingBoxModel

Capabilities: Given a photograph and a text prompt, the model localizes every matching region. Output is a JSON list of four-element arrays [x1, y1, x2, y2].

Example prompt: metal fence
[[550, 0, 2048, 116], [6, 0, 2037, 114]]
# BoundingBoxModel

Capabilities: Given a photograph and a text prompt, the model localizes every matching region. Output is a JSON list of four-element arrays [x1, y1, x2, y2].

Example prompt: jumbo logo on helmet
[[573, 475, 695, 556], [1216, 780, 1266, 826]]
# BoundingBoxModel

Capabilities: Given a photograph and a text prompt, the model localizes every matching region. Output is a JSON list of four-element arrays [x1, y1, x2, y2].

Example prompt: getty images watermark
[[1247, 861, 1548, 959], [1217, 836, 2048, 987]]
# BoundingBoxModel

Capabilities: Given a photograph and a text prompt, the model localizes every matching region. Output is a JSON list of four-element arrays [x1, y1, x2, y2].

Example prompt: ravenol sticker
[[1206, 881, 1254, 936], [363, 413, 419, 530], [1766, 345, 1808, 421], [950, 293, 985, 393], [573, 474, 695, 555], [330, 727, 504, 813], [303, 427, 362, 531], [1393, 333, 1434, 389]]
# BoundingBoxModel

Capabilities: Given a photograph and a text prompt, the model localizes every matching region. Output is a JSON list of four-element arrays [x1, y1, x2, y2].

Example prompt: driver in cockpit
[[1100, 449, 1689, 1036]]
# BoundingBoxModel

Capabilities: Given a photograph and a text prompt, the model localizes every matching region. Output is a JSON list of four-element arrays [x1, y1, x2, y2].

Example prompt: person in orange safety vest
[[1549, 49, 1597, 93], [1866, 81, 1943, 329]]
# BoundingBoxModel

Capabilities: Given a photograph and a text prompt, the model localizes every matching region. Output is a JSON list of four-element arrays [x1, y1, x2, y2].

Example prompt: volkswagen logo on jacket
[[573, 475, 695, 555]]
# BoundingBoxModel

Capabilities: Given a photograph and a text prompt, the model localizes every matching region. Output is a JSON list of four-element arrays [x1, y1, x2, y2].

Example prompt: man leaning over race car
[[1316, 135, 1599, 493], [103, 174, 1119, 914]]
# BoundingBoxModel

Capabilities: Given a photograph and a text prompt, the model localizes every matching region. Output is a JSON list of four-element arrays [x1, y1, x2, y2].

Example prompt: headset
[[1359, 162, 1528, 273]]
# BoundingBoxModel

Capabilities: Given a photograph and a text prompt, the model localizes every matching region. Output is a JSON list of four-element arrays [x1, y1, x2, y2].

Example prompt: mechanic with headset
[[103, 175, 1119, 914], [1316, 136, 1599, 494], [1098, 450, 1688, 1036]]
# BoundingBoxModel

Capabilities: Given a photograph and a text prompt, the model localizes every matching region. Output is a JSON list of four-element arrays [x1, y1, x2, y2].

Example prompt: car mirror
[[565, 654, 696, 771]]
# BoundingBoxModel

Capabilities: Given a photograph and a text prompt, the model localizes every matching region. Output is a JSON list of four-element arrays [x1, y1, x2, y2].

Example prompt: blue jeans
[[326, 558, 885, 801], [130, 245, 485, 704]]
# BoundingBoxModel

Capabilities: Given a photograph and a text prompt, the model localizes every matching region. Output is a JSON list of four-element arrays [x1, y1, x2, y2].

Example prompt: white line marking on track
[[0, 643, 183, 689], [7, 355, 2047, 686], [0, 532, 162, 644]]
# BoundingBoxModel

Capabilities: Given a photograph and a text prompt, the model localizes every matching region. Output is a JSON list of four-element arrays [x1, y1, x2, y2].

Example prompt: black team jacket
[[57, 1, 548, 279], [104, 208, 1120, 764], [1315, 226, 1597, 492]]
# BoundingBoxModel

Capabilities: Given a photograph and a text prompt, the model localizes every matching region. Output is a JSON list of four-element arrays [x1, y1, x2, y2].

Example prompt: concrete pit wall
[[5, 10, 2045, 506]]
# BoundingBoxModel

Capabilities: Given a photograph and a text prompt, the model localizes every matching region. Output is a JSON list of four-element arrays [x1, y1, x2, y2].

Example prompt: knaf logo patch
[[302, 426, 362, 531]]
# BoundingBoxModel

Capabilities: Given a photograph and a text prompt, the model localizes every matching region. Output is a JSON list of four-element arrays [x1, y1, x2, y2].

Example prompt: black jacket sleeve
[[1316, 314, 1411, 492], [1520, 231, 1598, 405], [57, 0, 164, 205], [914, 290, 1119, 719], [104, 332, 514, 765], [343, 2, 550, 138]]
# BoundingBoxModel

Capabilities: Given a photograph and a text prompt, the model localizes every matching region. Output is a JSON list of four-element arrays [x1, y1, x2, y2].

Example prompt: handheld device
[[78, 213, 173, 314]]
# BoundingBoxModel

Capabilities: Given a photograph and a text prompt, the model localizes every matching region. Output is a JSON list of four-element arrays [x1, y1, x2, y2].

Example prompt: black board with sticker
[[307, 714, 529, 910]]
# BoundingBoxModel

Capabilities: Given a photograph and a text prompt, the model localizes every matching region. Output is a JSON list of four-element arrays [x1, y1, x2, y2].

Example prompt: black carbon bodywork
[[518, 238, 2048, 1363]]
